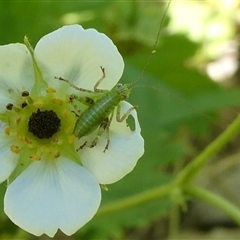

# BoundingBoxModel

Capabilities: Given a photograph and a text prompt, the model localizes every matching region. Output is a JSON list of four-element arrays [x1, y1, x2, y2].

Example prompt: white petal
[[0, 43, 34, 111], [4, 158, 101, 237], [0, 122, 18, 183], [79, 101, 144, 184], [34, 25, 124, 92]]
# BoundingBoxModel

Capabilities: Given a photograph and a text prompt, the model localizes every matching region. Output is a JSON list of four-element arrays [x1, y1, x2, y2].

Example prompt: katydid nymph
[[56, 67, 136, 152], [55, 2, 171, 152]]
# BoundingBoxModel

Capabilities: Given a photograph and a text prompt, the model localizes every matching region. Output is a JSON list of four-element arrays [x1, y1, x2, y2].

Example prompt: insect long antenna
[[129, 0, 171, 88]]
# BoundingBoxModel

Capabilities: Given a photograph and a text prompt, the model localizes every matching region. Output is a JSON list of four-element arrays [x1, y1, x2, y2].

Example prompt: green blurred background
[[1, 0, 240, 239]]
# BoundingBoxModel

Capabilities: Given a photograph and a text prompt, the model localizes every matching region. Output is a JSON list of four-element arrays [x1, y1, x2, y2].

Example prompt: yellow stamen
[[30, 154, 41, 161], [10, 145, 20, 154], [33, 101, 44, 108], [5, 127, 11, 136], [52, 97, 63, 106], [46, 87, 56, 93]]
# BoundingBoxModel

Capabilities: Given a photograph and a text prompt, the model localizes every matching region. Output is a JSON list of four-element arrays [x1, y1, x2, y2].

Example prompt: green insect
[[56, 67, 136, 152], [56, 2, 170, 152]]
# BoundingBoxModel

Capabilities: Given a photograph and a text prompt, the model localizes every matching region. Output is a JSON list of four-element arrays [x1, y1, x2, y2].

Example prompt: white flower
[[0, 25, 144, 237]]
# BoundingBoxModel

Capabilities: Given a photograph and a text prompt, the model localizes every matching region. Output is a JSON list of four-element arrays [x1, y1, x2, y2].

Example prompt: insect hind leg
[[78, 114, 113, 152], [55, 66, 107, 94], [93, 66, 108, 93], [90, 113, 114, 152], [54, 77, 95, 93], [103, 112, 114, 152], [69, 95, 95, 118], [116, 104, 137, 122]]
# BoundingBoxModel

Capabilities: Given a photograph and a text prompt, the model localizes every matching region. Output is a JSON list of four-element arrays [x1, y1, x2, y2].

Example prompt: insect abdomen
[[73, 89, 121, 138]]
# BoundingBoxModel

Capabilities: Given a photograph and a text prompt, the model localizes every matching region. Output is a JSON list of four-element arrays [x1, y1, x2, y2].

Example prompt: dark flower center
[[28, 109, 61, 139]]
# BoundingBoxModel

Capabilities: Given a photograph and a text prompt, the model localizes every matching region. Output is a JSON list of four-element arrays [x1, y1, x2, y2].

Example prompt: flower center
[[28, 109, 61, 139], [1, 87, 79, 168]]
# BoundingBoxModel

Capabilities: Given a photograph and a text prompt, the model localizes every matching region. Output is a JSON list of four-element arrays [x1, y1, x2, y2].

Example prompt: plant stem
[[168, 204, 180, 239], [176, 113, 240, 186], [96, 184, 172, 217], [185, 185, 240, 225], [96, 114, 240, 224]]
